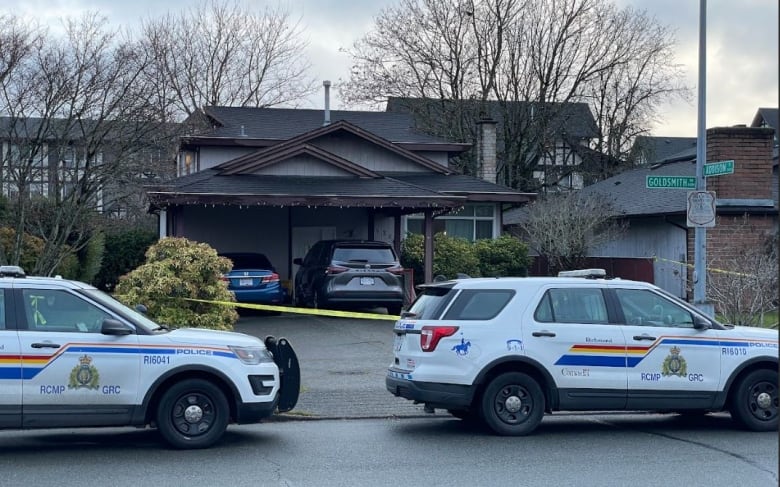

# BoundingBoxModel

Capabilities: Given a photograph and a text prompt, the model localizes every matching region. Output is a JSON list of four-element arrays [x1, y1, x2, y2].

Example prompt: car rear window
[[443, 289, 515, 320], [221, 253, 273, 269], [406, 285, 457, 320], [332, 246, 396, 263]]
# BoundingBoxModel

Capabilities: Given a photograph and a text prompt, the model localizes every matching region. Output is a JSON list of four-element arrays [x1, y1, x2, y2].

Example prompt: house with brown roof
[[147, 96, 534, 287]]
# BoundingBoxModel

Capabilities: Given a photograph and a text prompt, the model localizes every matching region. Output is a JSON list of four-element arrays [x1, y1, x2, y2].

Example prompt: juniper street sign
[[704, 160, 734, 177], [646, 176, 697, 189]]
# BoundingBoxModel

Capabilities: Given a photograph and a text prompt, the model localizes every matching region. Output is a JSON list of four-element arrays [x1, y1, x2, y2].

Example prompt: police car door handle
[[31, 342, 60, 349], [632, 334, 656, 341], [532, 331, 556, 337]]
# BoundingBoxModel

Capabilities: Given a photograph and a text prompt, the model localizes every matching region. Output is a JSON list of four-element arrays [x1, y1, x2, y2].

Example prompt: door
[[612, 286, 722, 409], [524, 285, 627, 409], [17, 287, 141, 427], [0, 288, 21, 427]]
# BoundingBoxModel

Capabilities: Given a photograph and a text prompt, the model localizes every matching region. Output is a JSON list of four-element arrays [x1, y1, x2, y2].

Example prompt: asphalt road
[[0, 414, 776, 486]]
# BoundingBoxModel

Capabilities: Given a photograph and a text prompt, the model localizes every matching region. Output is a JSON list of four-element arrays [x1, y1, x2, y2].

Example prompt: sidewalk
[[234, 312, 445, 420]]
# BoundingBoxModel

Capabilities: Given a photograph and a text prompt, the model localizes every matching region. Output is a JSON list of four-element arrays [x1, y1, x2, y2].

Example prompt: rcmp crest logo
[[68, 354, 100, 390], [661, 346, 687, 377]]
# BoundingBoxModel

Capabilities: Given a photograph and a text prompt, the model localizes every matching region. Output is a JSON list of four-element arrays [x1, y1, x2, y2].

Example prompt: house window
[[1, 143, 49, 197], [404, 203, 496, 241], [178, 151, 196, 176]]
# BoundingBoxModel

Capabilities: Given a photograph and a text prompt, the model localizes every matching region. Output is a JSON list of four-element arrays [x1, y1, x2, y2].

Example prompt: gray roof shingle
[[195, 106, 455, 145], [386, 97, 599, 139], [631, 136, 697, 164]]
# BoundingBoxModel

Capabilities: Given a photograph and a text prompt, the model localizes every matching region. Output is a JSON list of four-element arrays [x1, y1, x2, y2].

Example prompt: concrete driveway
[[234, 312, 438, 419]]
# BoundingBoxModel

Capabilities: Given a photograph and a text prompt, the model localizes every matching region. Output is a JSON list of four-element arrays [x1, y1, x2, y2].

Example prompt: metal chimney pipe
[[323, 80, 331, 126]]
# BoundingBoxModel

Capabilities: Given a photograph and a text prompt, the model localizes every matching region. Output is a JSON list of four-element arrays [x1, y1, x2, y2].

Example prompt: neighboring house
[[386, 97, 600, 192], [506, 124, 777, 299], [628, 135, 697, 165], [0, 117, 172, 219], [146, 102, 534, 285], [751, 107, 778, 146]]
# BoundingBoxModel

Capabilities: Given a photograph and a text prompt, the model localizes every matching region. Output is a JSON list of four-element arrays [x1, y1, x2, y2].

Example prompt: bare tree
[[341, 0, 688, 189], [707, 233, 778, 327], [140, 0, 316, 121], [0, 13, 173, 275], [510, 191, 626, 275]]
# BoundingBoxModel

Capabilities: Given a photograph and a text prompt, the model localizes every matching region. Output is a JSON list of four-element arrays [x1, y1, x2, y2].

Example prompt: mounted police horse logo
[[452, 336, 472, 356]]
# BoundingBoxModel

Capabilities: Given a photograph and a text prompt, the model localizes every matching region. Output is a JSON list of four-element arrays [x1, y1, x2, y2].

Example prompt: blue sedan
[[219, 253, 288, 309]]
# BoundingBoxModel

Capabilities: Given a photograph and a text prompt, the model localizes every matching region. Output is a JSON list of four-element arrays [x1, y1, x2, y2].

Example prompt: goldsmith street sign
[[646, 176, 697, 189]]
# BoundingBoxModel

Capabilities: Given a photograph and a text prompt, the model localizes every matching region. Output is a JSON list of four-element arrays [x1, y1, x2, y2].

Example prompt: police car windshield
[[81, 289, 163, 332], [655, 287, 723, 327]]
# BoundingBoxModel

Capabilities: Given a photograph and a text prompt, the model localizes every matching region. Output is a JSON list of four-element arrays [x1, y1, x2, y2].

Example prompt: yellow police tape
[[652, 256, 753, 277], [183, 297, 399, 321]]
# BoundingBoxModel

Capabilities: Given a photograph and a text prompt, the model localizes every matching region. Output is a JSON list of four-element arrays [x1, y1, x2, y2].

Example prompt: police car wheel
[[731, 369, 778, 432], [480, 372, 544, 436], [156, 379, 230, 449]]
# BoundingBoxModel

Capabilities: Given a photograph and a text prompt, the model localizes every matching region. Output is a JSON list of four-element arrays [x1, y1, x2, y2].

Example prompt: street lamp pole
[[693, 0, 712, 315]]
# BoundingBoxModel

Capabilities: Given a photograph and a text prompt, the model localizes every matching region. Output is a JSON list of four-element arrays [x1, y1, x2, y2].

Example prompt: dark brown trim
[[214, 120, 454, 175], [147, 192, 466, 210], [219, 143, 381, 178]]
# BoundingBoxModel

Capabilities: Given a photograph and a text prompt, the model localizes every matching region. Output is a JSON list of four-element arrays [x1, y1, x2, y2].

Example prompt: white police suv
[[0, 266, 298, 449], [387, 270, 778, 435]]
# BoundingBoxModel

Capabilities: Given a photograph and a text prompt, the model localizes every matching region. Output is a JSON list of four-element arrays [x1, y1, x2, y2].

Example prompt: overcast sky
[[2, 0, 778, 137]]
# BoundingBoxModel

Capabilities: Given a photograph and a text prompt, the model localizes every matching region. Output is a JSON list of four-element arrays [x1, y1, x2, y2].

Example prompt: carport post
[[424, 210, 434, 283]]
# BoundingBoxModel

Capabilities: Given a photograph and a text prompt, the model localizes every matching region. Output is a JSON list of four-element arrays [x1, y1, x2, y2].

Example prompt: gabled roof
[[216, 120, 453, 176], [188, 106, 468, 151], [751, 107, 778, 131], [146, 169, 533, 210], [220, 143, 381, 178], [630, 136, 697, 164], [386, 97, 599, 139]]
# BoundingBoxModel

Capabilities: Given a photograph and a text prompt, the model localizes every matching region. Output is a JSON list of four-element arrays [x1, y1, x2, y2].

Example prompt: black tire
[[480, 372, 544, 436], [730, 369, 778, 432], [156, 379, 230, 449], [387, 304, 402, 316]]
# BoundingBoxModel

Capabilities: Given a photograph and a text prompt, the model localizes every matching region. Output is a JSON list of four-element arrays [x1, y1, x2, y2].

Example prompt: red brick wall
[[705, 126, 774, 199], [684, 126, 777, 300]]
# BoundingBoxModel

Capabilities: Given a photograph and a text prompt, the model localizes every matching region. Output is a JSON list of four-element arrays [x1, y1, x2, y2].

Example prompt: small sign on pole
[[646, 176, 697, 189], [704, 160, 734, 177], [687, 191, 716, 228]]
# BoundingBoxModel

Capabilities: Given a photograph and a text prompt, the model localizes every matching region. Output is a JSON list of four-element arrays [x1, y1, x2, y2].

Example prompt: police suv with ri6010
[[387, 269, 778, 435]]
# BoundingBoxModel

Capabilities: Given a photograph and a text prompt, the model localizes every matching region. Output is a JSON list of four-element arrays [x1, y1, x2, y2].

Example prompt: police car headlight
[[229, 346, 274, 365]]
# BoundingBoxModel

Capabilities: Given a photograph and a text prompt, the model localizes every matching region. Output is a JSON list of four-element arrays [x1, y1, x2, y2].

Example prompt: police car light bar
[[557, 268, 606, 278]]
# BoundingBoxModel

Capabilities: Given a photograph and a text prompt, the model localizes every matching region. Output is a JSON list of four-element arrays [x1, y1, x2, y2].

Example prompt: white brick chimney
[[477, 117, 497, 183]]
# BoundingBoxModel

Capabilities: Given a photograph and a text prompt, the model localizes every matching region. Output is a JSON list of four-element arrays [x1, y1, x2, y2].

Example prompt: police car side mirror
[[101, 318, 133, 336], [692, 315, 711, 330]]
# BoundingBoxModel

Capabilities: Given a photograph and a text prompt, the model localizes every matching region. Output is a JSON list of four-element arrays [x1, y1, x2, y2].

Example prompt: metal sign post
[[693, 0, 713, 317]]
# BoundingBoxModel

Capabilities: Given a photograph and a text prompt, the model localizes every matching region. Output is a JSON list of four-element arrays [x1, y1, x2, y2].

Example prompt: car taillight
[[326, 265, 348, 275], [261, 273, 280, 283], [386, 265, 404, 275], [420, 325, 459, 352]]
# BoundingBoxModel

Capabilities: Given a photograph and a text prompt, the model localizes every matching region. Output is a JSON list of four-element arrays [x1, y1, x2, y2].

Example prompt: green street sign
[[646, 176, 697, 189], [704, 160, 734, 177]]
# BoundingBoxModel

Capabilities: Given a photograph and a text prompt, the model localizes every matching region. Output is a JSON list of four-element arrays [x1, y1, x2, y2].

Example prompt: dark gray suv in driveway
[[293, 240, 405, 315]]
